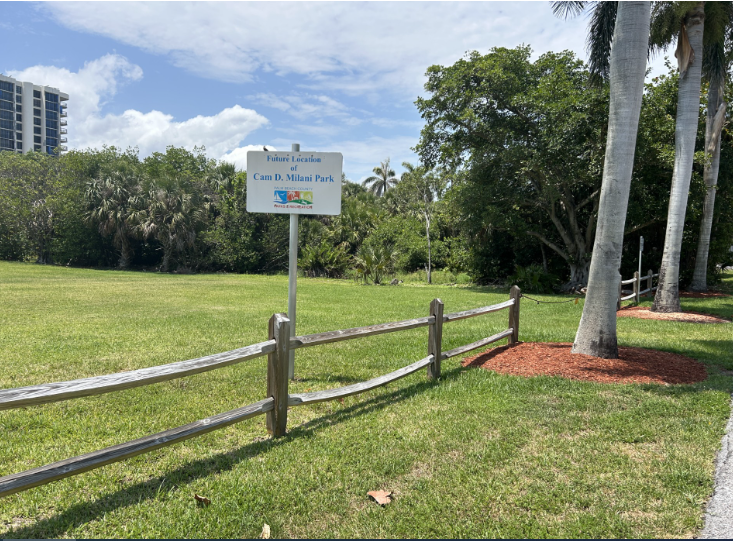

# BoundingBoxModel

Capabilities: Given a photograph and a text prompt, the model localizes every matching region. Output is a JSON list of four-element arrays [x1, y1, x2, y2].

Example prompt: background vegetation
[[1, 50, 732, 290]]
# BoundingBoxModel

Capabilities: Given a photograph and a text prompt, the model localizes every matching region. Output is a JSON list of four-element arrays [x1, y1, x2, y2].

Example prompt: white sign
[[246, 151, 343, 215]]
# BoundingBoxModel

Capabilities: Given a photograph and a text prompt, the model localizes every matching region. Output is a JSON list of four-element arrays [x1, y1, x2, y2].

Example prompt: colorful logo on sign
[[274, 190, 313, 206]]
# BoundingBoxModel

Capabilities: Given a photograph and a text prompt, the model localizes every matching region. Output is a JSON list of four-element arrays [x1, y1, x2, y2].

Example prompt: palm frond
[[586, 1, 617, 83], [703, 1, 733, 48], [649, 1, 679, 53], [703, 40, 728, 86], [551, 1, 587, 20]]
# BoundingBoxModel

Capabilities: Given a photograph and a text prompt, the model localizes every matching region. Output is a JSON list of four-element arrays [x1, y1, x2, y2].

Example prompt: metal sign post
[[638, 236, 644, 282], [246, 144, 342, 380], [288, 144, 299, 379]]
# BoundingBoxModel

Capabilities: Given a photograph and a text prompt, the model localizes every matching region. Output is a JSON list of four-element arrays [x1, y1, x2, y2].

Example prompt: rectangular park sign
[[246, 151, 343, 215]]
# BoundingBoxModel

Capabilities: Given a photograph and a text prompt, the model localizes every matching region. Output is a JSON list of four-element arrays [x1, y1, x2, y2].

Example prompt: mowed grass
[[0, 261, 732, 538]]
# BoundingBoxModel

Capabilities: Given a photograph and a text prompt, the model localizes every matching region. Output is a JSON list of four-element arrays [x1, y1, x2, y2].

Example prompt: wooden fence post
[[633, 271, 640, 304], [427, 298, 444, 380], [508, 285, 521, 345], [266, 313, 290, 437], [647, 269, 653, 297]]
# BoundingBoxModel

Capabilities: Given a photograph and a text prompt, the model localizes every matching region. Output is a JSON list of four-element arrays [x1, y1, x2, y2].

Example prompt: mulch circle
[[680, 291, 730, 298], [462, 342, 707, 385], [617, 305, 730, 324]]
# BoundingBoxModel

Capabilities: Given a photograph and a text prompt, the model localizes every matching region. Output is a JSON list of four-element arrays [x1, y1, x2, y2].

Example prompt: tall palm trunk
[[572, 1, 651, 358], [424, 212, 432, 284], [690, 79, 725, 291], [652, 3, 706, 312]]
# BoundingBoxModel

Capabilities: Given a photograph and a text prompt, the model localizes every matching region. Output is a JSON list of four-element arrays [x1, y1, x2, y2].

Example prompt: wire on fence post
[[267, 313, 290, 437], [508, 285, 521, 345], [427, 298, 444, 380]]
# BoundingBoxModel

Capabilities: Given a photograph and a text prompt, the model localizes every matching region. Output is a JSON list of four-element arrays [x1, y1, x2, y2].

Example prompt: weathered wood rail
[[0, 341, 276, 411], [0, 286, 521, 499], [617, 269, 659, 308]]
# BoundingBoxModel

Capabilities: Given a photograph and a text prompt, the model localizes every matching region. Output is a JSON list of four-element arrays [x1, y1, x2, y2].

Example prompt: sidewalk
[[700, 397, 733, 538]]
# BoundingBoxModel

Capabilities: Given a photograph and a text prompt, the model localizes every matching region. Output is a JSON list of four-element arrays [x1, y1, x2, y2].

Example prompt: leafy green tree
[[416, 46, 609, 289], [0, 150, 68, 264], [388, 162, 449, 283]]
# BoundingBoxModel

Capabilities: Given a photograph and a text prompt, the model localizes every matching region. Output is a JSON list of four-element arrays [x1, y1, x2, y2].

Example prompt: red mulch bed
[[617, 305, 730, 324], [680, 291, 730, 298], [462, 342, 707, 385]]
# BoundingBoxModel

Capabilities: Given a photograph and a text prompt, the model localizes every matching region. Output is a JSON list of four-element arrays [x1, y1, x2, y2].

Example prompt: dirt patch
[[617, 306, 730, 324], [462, 342, 707, 385], [679, 291, 730, 298]]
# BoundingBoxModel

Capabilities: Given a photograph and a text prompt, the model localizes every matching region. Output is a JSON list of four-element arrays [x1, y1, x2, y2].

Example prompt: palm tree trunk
[[117, 228, 132, 269], [572, 1, 651, 358], [425, 212, 432, 284], [652, 2, 705, 312], [160, 236, 173, 272], [690, 80, 724, 291]]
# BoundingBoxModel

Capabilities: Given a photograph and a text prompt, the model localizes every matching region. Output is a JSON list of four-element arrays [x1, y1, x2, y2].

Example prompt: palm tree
[[85, 171, 144, 269], [362, 158, 398, 197], [138, 181, 208, 272], [690, 71, 728, 290], [554, 1, 652, 358], [650, 2, 706, 312], [689, 3, 733, 290]]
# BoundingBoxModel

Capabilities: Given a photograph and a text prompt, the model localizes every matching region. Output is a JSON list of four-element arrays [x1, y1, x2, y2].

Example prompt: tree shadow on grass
[[2, 365, 470, 539]]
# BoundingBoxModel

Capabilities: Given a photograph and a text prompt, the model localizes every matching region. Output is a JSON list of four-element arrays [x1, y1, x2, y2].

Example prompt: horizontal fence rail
[[441, 328, 514, 361], [288, 355, 434, 406], [0, 340, 276, 412], [0, 398, 274, 499], [442, 299, 515, 323], [616, 269, 660, 307], [0, 287, 521, 499], [290, 316, 434, 350]]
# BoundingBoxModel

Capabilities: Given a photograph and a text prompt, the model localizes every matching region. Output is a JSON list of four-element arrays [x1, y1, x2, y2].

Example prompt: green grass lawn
[[1, 261, 732, 538]]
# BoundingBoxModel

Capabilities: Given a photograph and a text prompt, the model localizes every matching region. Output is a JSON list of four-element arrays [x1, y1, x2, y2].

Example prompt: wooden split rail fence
[[617, 269, 660, 309], [0, 286, 521, 499]]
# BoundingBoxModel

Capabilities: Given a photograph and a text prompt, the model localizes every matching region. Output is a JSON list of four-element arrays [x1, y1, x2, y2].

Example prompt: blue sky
[[2, 1, 671, 181]]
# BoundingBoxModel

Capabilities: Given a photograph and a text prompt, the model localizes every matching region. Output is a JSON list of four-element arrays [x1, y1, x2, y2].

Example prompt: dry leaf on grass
[[367, 490, 393, 506], [194, 494, 211, 506], [261, 523, 271, 539]]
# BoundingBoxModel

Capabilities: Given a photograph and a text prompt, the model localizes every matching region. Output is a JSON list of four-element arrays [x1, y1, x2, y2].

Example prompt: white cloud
[[318, 136, 420, 182], [220, 144, 278, 171], [248, 92, 361, 125], [42, 2, 597, 98], [9, 54, 269, 159]]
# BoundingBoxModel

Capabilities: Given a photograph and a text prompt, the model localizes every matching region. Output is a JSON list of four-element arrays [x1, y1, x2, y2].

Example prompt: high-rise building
[[0, 73, 69, 156]]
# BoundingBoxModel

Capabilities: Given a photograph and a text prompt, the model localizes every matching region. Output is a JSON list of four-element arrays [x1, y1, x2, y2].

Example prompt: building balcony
[[60, 111, 67, 118], [60, 128, 67, 134], [60, 137, 67, 143], [59, 145, 67, 151], [60, 120, 67, 126]]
